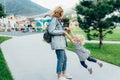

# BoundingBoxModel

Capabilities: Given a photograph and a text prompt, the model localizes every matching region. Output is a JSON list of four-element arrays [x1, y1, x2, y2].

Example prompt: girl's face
[[73, 35, 84, 43], [73, 36, 80, 42]]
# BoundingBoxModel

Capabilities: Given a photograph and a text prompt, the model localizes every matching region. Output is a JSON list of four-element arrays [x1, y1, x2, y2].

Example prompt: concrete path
[[1, 33, 120, 80]]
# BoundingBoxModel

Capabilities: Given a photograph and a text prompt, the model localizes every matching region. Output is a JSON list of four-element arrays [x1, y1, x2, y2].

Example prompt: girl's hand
[[64, 27, 71, 32], [63, 31, 68, 35]]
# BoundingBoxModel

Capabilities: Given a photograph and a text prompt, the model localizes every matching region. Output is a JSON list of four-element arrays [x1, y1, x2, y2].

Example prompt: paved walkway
[[1, 33, 120, 80]]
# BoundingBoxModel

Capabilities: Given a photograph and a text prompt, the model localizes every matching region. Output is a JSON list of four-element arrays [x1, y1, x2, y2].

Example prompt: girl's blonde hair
[[51, 6, 64, 18], [76, 34, 85, 45]]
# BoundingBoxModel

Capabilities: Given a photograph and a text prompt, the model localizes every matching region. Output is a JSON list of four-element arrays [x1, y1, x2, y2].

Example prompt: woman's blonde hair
[[51, 6, 64, 18]]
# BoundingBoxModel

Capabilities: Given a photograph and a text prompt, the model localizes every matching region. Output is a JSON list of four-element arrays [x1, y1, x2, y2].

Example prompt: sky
[[31, 0, 79, 10]]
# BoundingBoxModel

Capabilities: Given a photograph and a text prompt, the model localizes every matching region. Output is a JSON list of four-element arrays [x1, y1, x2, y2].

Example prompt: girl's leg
[[87, 57, 103, 67], [80, 61, 92, 74], [87, 57, 97, 63], [80, 61, 88, 68]]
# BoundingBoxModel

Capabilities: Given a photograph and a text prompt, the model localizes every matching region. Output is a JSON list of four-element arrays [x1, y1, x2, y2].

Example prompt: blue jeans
[[55, 49, 67, 74], [80, 57, 97, 68]]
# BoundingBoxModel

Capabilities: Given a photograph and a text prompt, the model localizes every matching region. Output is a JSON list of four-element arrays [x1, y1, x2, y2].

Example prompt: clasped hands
[[63, 27, 71, 35]]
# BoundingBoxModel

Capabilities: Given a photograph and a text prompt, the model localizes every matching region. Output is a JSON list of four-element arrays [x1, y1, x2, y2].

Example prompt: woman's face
[[57, 11, 63, 19], [54, 7, 64, 18]]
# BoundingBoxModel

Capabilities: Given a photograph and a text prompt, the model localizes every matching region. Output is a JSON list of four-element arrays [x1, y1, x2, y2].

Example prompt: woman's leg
[[55, 49, 66, 78], [62, 50, 72, 79], [62, 50, 67, 74]]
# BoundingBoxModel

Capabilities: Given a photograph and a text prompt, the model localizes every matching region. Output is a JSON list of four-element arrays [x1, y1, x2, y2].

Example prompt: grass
[[73, 27, 120, 41], [0, 36, 11, 43], [0, 36, 13, 80], [104, 28, 120, 41], [67, 42, 120, 67]]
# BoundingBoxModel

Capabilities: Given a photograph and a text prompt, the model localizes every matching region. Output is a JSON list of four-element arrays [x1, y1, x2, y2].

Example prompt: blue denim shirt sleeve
[[48, 17, 64, 35]]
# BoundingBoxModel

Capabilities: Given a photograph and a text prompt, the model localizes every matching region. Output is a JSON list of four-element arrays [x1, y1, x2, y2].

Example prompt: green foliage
[[76, 0, 120, 48], [0, 3, 6, 17]]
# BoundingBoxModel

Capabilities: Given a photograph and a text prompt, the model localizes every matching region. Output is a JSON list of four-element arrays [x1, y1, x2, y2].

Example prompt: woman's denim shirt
[[48, 17, 66, 50]]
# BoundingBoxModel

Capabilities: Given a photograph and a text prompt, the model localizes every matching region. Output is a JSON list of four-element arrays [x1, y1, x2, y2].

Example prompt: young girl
[[64, 28, 103, 74]]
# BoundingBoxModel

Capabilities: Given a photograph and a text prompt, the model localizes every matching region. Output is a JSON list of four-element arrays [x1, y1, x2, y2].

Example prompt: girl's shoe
[[98, 62, 103, 68], [87, 67, 92, 74]]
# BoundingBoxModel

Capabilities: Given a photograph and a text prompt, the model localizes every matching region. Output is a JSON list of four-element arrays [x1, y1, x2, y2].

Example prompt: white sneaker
[[58, 77, 69, 80], [63, 74, 72, 79]]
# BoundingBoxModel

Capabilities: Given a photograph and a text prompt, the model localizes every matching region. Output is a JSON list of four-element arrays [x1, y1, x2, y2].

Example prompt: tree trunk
[[99, 31, 103, 48], [99, 38, 102, 48]]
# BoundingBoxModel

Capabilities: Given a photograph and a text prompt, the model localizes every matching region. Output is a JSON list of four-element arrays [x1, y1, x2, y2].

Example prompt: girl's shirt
[[73, 42, 90, 61]]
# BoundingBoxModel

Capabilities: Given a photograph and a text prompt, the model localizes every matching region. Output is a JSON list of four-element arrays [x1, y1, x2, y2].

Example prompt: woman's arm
[[48, 17, 64, 35]]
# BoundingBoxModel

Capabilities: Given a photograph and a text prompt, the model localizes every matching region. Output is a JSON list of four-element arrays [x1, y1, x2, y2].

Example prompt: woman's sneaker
[[63, 74, 72, 79], [87, 67, 92, 74], [58, 77, 69, 80]]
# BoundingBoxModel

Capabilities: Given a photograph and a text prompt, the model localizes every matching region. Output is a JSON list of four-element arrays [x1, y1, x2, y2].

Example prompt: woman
[[48, 6, 72, 80]]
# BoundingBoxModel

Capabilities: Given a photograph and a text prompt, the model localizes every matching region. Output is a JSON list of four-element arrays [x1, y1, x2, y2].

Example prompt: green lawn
[[0, 36, 13, 80], [74, 27, 120, 41], [67, 42, 120, 67], [0, 36, 11, 43], [104, 28, 120, 41]]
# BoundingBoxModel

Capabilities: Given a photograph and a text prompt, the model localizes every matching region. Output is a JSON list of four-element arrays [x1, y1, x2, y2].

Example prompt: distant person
[[48, 6, 72, 80], [64, 28, 103, 74], [3, 17, 9, 32], [9, 17, 16, 31], [28, 21, 34, 32]]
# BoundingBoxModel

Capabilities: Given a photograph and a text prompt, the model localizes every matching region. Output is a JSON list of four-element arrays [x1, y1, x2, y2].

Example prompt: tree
[[0, 3, 6, 17], [76, 0, 120, 48]]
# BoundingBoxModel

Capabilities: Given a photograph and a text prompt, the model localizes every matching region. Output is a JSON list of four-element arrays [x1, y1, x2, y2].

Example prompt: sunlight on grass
[[73, 27, 120, 41]]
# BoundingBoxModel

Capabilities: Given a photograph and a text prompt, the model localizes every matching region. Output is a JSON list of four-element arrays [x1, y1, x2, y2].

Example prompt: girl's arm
[[65, 27, 75, 38], [79, 35, 85, 45], [64, 31, 74, 44], [70, 29, 75, 38]]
